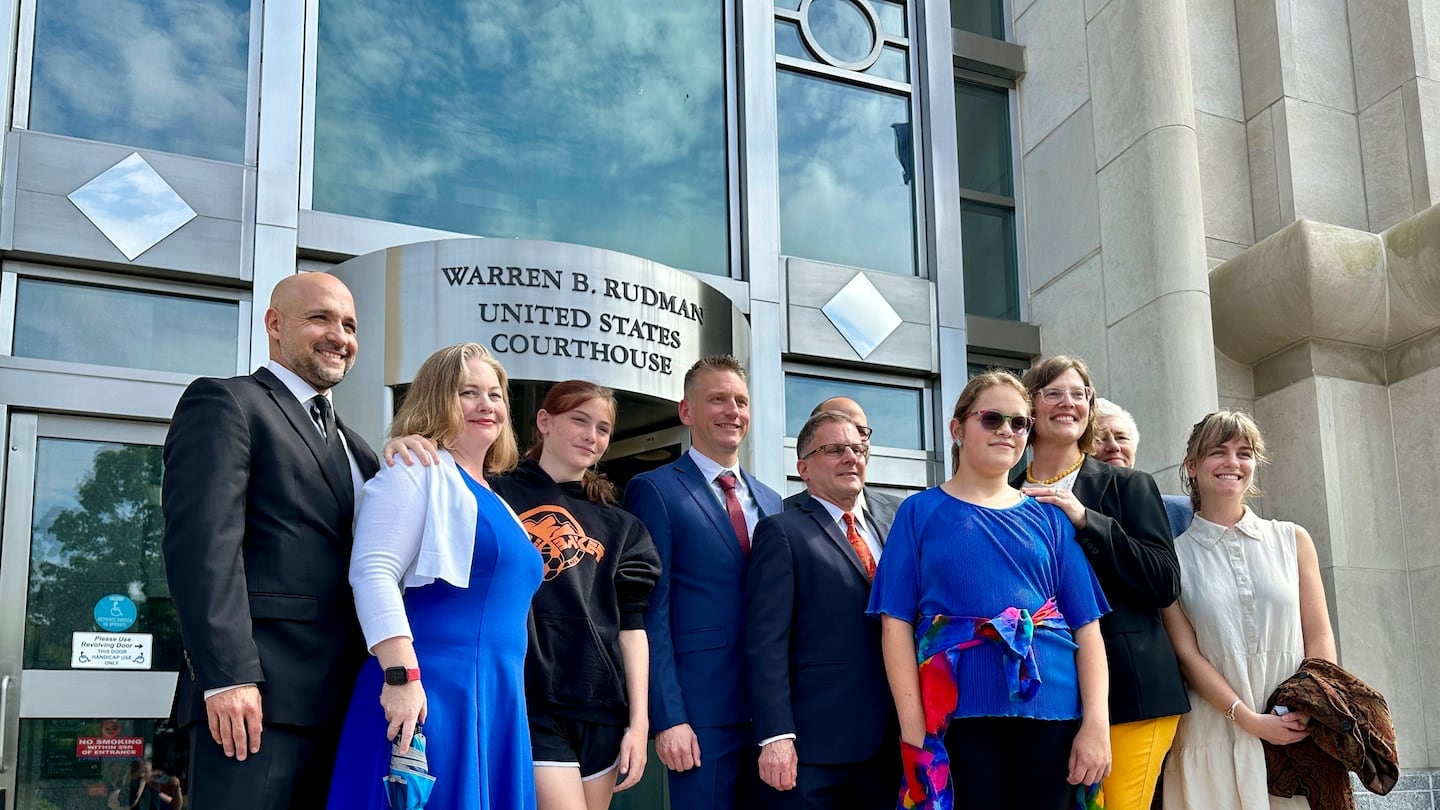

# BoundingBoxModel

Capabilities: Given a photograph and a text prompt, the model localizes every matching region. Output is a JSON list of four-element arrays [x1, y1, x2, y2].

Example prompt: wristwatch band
[[384, 666, 422, 686]]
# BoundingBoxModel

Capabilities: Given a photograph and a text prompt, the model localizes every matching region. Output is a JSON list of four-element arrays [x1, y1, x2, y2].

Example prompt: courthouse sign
[[331, 239, 748, 442]]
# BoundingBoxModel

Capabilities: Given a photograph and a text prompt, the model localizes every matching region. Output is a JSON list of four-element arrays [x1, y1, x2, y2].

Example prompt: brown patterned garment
[[1263, 658, 1399, 810]]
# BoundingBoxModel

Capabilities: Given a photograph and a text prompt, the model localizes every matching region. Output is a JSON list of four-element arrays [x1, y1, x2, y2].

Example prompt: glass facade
[[960, 200, 1019, 319], [27, 0, 251, 162], [13, 718, 183, 810], [0, 5, 1036, 805], [12, 278, 238, 377], [311, 0, 730, 277], [954, 82, 1012, 197]]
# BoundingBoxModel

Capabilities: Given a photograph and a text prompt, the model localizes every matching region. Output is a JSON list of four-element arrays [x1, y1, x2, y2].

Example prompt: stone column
[[1018, 0, 1217, 482]]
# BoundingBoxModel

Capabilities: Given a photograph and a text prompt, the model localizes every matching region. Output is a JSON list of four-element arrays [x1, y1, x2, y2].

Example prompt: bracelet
[[1225, 698, 1243, 721]]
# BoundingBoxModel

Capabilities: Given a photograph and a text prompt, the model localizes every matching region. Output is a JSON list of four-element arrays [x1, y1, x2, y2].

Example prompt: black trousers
[[944, 717, 1081, 810], [187, 722, 337, 810]]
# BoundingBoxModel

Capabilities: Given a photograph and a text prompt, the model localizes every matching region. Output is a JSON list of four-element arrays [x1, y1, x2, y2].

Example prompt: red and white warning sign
[[76, 736, 145, 759]]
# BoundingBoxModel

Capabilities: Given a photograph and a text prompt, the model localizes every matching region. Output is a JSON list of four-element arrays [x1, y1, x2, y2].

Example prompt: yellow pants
[[1100, 715, 1180, 810]]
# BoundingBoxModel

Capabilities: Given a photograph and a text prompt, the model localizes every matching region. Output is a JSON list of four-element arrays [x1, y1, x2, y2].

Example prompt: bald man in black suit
[[162, 273, 380, 809]]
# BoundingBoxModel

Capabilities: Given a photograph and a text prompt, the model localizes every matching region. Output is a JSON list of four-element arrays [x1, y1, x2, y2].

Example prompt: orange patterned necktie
[[842, 511, 877, 578]]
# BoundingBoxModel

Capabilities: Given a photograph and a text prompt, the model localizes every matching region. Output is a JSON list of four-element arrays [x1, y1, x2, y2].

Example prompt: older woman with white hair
[[1092, 398, 1193, 539]]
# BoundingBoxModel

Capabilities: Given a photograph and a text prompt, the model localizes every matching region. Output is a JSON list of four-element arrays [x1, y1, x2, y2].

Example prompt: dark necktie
[[842, 511, 877, 579], [714, 471, 751, 555], [310, 395, 336, 444], [310, 395, 353, 505]]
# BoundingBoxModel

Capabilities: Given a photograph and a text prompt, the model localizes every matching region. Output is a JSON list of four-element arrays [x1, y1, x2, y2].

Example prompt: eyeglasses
[[801, 442, 870, 460], [1038, 386, 1093, 405], [854, 425, 874, 440], [966, 410, 1036, 435]]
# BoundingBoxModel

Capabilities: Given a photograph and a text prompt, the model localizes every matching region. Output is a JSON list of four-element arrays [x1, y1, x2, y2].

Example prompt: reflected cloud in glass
[[313, 0, 728, 276], [777, 71, 916, 275], [805, 0, 876, 65], [68, 153, 197, 260], [28, 0, 251, 162]]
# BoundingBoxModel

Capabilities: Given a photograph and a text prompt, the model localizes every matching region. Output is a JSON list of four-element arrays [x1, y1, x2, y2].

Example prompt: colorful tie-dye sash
[[898, 597, 1089, 810]]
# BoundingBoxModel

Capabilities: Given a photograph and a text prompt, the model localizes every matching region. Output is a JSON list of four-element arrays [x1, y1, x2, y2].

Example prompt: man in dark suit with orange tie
[[745, 409, 899, 809], [623, 355, 784, 810], [161, 273, 380, 809]]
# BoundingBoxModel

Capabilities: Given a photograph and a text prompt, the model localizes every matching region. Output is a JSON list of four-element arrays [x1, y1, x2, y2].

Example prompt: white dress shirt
[[687, 447, 763, 535]]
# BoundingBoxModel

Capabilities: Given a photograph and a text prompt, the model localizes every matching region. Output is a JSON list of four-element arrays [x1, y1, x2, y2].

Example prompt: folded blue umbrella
[[385, 724, 436, 809]]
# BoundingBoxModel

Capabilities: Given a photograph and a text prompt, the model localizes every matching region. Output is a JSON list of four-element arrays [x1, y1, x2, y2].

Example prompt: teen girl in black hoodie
[[491, 380, 661, 810]]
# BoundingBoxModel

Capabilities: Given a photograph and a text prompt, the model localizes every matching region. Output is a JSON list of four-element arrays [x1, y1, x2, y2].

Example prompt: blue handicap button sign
[[94, 594, 137, 632]]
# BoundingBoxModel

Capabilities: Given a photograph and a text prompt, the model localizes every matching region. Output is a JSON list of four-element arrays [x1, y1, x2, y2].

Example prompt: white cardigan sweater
[[348, 449, 519, 651]]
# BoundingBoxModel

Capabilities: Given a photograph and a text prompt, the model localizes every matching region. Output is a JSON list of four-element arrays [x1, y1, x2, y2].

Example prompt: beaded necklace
[[1025, 453, 1085, 485]]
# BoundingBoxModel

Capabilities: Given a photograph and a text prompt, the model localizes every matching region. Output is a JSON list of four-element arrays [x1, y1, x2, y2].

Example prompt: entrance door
[[0, 415, 182, 810]]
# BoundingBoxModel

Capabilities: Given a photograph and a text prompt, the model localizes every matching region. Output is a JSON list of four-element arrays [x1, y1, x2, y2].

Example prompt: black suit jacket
[[161, 367, 380, 730], [744, 492, 896, 764], [1015, 456, 1190, 723]]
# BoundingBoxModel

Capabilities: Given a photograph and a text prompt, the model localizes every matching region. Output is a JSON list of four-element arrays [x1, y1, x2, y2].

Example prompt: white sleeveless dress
[[1164, 509, 1310, 810]]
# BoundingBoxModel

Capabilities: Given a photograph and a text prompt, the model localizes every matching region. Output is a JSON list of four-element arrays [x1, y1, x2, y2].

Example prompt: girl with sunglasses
[[868, 371, 1111, 809], [1161, 411, 1333, 808], [1015, 356, 1189, 810]]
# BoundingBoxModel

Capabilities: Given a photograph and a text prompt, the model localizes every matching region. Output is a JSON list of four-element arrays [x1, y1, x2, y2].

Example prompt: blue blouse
[[867, 487, 1109, 720]]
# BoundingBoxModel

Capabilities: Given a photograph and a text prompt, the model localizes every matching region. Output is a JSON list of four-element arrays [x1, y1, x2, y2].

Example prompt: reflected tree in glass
[[25, 442, 181, 670]]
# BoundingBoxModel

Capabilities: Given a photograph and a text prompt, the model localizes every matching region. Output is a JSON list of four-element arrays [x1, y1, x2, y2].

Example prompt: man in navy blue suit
[[745, 410, 899, 809], [623, 355, 783, 810]]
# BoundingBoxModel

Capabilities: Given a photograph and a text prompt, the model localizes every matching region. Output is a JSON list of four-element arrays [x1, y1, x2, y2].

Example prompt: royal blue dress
[[329, 469, 544, 810]]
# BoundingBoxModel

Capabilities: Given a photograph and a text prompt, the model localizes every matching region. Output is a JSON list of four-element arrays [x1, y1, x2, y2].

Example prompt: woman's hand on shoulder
[[1237, 705, 1309, 745], [1021, 486, 1088, 529], [384, 434, 439, 468], [379, 681, 428, 754]]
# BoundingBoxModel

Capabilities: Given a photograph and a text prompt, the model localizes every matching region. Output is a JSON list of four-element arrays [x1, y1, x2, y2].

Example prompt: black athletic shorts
[[529, 713, 626, 781]]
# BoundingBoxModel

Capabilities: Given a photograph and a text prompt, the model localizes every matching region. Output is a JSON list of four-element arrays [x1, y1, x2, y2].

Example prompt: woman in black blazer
[[1012, 356, 1189, 810]]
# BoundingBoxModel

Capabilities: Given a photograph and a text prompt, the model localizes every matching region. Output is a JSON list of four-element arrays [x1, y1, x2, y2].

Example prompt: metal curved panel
[[329, 239, 749, 448]]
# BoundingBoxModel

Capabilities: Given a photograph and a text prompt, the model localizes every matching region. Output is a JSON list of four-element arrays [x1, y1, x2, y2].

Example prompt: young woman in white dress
[[1160, 410, 1336, 809]]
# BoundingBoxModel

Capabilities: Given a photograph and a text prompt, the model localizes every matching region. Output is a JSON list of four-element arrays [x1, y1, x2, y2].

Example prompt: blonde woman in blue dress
[[1161, 411, 1335, 809]]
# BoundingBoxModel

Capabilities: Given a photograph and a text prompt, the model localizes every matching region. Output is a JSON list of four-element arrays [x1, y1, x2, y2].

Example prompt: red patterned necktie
[[842, 512, 877, 578], [715, 471, 751, 555]]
